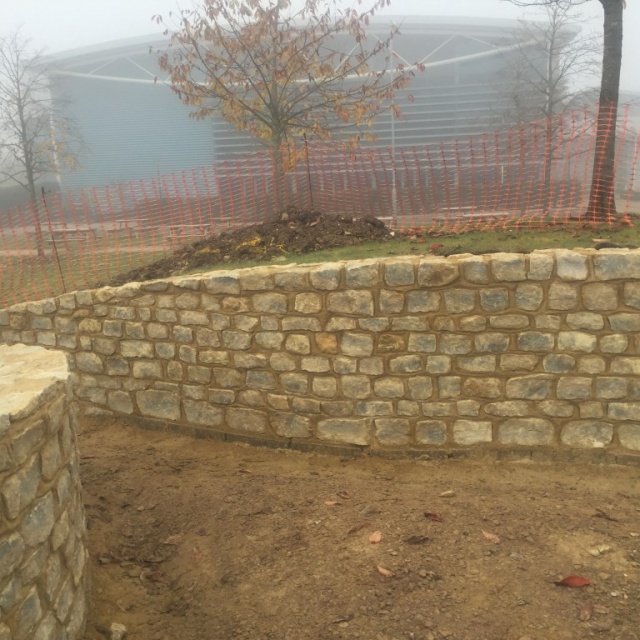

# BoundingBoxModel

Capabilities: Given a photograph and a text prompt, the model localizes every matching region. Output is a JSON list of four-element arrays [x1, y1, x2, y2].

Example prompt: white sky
[[3, 0, 640, 92]]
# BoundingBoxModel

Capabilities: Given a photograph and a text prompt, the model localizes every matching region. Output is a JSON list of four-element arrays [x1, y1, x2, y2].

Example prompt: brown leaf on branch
[[424, 512, 443, 522]]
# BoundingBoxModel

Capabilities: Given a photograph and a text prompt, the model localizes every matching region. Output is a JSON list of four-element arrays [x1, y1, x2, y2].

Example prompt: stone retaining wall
[[2, 250, 640, 457], [0, 344, 87, 640]]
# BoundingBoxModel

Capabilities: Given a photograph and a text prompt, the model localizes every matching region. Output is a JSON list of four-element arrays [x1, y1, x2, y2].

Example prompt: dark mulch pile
[[105, 209, 392, 286]]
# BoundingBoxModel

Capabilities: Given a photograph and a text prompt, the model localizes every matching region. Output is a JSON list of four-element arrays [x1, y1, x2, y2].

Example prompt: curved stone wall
[[0, 345, 87, 640], [2, 249, 640, 460]]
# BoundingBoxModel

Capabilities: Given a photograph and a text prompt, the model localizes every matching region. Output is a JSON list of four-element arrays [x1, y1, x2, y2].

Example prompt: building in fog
[[47, 16, 565, 190]]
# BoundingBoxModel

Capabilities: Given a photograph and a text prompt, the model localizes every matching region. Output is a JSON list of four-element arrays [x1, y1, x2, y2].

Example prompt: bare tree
[[0, 29, 81, 254], [498, 1, 599, 213], [504, 0, 625, 223], [155, 0, 421, 213]]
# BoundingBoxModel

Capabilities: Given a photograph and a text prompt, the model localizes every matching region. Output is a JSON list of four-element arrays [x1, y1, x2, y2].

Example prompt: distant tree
[[155, 0, 420, 213], [498, 0, 599, 213], [0, 29, 82, 255], [504, 0, 626, 223]]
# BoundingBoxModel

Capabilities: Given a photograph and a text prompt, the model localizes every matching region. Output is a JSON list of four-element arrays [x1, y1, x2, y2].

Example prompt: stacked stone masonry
[[0, 344, 88, 640], [2, 249, 640, 455]]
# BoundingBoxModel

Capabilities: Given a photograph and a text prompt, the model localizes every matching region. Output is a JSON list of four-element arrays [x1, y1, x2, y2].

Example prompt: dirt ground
[[104, 210, 392, 286], [79, 420, 640, 640]]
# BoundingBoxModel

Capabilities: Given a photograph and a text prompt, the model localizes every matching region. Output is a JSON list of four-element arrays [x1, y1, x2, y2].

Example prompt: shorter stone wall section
[[0, 345, 88, 640]]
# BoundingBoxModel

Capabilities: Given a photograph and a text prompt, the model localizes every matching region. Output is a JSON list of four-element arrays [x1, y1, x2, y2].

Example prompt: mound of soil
[[106, 209, 392, 287]]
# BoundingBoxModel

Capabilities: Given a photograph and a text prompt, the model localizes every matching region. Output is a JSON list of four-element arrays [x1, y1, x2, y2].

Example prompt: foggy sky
[[3, 0, 639, 93]]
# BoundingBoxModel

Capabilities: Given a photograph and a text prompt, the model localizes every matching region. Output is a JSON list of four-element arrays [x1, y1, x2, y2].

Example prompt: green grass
[[182, 225, 640, 275]]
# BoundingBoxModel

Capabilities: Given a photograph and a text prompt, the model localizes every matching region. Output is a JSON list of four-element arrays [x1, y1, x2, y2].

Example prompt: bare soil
[[104, 210, 392, 286], [80, 420, 640, 640]]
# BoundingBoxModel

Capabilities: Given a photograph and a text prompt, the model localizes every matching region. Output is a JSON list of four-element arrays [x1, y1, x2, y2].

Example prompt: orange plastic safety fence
[[0, 103, 638, 307]]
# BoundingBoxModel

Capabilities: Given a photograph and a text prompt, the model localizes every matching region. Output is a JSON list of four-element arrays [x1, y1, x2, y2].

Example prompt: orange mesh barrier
[[1, 103, 638, 307]]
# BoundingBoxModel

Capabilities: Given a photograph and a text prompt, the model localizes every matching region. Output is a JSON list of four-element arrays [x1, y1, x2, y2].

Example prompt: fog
[[3, 0, 640, 93]]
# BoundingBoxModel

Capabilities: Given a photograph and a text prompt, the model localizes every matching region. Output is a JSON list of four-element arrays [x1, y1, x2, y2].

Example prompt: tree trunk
[[542, 116, 554, 216], [585, 0, 624, 223], [272, 137, 286, 217]]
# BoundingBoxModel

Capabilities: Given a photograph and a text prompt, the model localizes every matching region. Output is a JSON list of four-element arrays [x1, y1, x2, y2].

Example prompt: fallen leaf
[[405, 535, 429, 545], [430, 243, 444, 250], [424, 512, 443, 522], [369, 530, 383, 544], [482, 530, 501, 544], [324, 501, 340, 506], [331, 614, 354, 624], [337, 490, 352, 500], [163, 533, 183, 546], [439, 490, 456, 498], [593, 604, 610, 615], [594, 508, 619, 522], [377, 565, 394, 577], [238, 468, 252, 474], [555, 575, 592, 588], [580, 602, 594, 621], [347, 522, 369, 535]]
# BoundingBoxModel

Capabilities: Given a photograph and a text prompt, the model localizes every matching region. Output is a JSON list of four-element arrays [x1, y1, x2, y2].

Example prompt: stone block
[[294, 293, 322, 314], [556, 250, 588, 281], [107, 391, 134, 414], [506, 374, 553, 400], [184, 400, 223, 426], [480, 288, 509, 312], [384, 260, 415, 287], [462, 378, 501, 399], [416, 420, 447, 445], [246, 370, 276, 390], [310, 265, 341, 290], [312, 377, 338, 398], [16, 587, 43, 637], [444, 289, 476, 313], [566, 313, 604, 331], [557, 377, 592, 400], [209, 389, 236, 405], [528, 252, 554, 280], [457, 356, 496, 373], [341, 333, 374, 357], [484, 401, 530, 417], [271, 413, 311, 438], [425, 356, 451, 374], [280, 372, 308, 394], [515, 283, 544, 311], [618, 424, 640, 450], [321, 401, 354, 417], [398, 400, 420, 416], [315, 333, 338, 354], [136, 390, 181, 420], [389, 355, 423, 373], [474, 333, 510, 353], [392, 317, 429, 331], [579, 402, 604, 419], [580, 282, 619, 311], [459, 316, 487, 332], [489, 315, 529, 329], [377, 334, 406, 353], [610, 313, 640, 332], [120, 340, 154, 358], [542, 354, 575, 374], [438, 376, 461, 398], [222, 331, 252, 350], [417, 258, 459, 287], [611, 357, 640, 375], [453, 420, 492, 445], [238, 271, 274, 291], [578, 356, 606, 374], [422, 402, 455, 417], [1, 455, 40, 520], [499, 354, 538, 371], [226, 408, 268, 433], [325, 317, 356, 332], [561, 421, 613, 448], [274, 269, 308, 291], [608, 402, 640, 420], [327, 290, 373, 316], [623, 282, 640, 308], [548, 282, 579, 310], [408, 333, 437, 353], [0, 532, 25, 582], [379, 290, 405, 314], [457, 400, 480, 417], [333, 357, 357, 374], [318, 418, 370, 445], [345, 261, 379, 288], [499, 418, 554, 446], [373, 418, 411, 446], [341, 375, 371, 399], [595, 377, 628, 399], [20, 493, 55, 547], [600, 334, 628, 354], [460, 256, 490, 283], [356, 401, 394, 417], [75, 352, 103, 374], [593, 251, 640, 280], [359, 357, 384, 375], [406, 291, 442, 313], [558, 331, 597, 353], [252, 292, 288, 314], [440, 334, 472, 355], [374, 377, 405, 398], [132, 361, 163, 379]]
